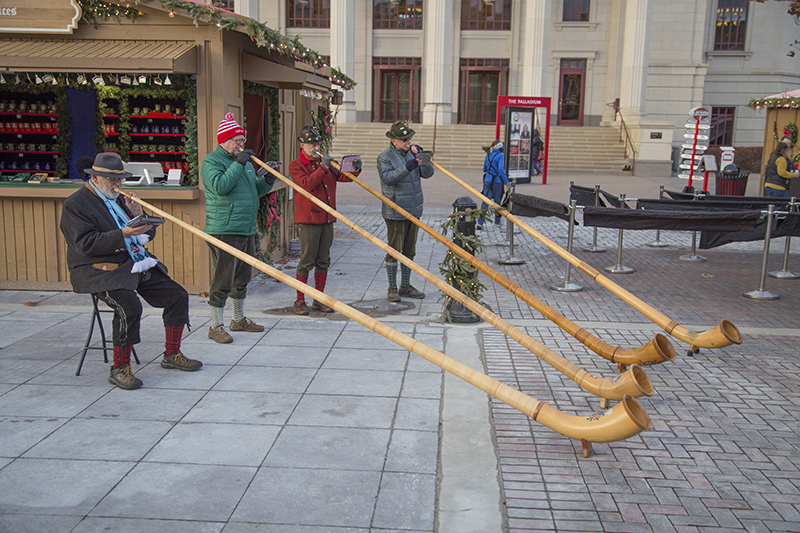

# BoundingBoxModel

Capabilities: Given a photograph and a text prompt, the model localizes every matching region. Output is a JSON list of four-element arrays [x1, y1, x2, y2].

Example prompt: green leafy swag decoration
[[439, 208, 496, 308], [76, 0, 356, 91]]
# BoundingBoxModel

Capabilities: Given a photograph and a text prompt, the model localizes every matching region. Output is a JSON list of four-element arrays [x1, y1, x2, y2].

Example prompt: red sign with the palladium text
[[0, 0, 81, 34]]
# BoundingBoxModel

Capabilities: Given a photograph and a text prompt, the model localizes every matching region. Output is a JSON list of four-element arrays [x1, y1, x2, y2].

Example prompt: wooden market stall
[[751, 88, 800, 199], [0, 0, 340, 292]]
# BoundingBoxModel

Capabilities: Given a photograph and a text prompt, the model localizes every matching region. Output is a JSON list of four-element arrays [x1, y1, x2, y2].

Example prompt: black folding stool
[[75, 294, 140, 376]]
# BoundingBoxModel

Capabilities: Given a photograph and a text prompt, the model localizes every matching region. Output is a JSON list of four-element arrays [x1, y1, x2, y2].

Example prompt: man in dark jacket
[[60, 152, 202, 390], [377, 121, 434, 302], [288, 125, 361, 315], [201, 113, 276, 343]]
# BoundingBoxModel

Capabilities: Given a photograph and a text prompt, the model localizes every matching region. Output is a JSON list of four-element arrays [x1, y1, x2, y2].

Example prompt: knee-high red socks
[[315, 272, 327, 294], [165, 324, 184, 356], [112, 345, 132, 369], [296, 273, 309, 302]]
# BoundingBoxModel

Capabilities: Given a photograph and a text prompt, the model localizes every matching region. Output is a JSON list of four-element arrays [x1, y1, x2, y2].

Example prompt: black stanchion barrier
[[500, 180, 525, 265], [679, 189, 707, 263], [569, 181, 606, 253], [646, 185, 669, 248], [550, 199, 584, 292], [769, 197, 800, 280], [604, 194, 635, 274], [744, 205, 780, 300]]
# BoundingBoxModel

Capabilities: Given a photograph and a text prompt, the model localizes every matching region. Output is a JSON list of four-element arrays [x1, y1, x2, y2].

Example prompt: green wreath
[[773, 121, 800, 162]]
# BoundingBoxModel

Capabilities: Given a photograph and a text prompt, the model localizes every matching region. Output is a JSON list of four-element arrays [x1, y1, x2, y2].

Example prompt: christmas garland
[[76, 0, 357, 91], [439, 209, 495, 308], [749, 95, 800, 110]]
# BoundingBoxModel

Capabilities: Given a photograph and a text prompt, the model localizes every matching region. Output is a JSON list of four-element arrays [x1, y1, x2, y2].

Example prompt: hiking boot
[[161, 351, 203, 371], [293, 300, 310, 315], [230, 317, 264, 332], [108, 365, 143, 390], [312, 300, 334, 313], [387, 287, 400, 302], [208, 325, 233, 344], [399, 285, 425, 299]]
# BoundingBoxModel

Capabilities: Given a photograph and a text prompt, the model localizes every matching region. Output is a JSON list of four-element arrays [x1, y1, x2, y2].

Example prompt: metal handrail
[[609, 98, 637, 171]]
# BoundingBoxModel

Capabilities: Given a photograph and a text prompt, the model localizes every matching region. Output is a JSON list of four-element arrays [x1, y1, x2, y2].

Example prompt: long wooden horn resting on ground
[[115, 187, 653, 447], [432, 161, 743, 350], [331, 161, 675, 367], [252, 156, 651, 401]]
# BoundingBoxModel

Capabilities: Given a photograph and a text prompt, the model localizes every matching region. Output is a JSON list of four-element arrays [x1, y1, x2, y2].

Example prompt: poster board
[[505, 108, 534, 182], [495, 96, 551, 184]]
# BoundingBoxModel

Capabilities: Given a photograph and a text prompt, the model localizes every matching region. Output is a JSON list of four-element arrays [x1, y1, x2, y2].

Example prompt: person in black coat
[[60, 153, 202, 390]]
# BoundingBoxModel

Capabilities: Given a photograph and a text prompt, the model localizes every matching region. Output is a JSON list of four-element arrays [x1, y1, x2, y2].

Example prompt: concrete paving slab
[[89, 462, 254, 521], [230, 466, 381, 528], [143, 422, 280, 466]]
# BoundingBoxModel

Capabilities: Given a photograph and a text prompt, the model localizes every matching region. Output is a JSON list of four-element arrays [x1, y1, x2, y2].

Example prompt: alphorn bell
[[330, 160, 676, 368], [261, 154, 651, 401], [114, 187, 653, 447], [432, 161, 743, 351]]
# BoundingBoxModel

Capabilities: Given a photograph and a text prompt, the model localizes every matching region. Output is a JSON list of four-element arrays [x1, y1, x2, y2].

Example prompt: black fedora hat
[[297, 125, 322, 144], [84, 152, 133, 179], [386, 121, 415, 140]]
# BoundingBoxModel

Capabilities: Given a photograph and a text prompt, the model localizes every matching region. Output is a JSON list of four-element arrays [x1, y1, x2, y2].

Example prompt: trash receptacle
[[714, 164, 749, 196]]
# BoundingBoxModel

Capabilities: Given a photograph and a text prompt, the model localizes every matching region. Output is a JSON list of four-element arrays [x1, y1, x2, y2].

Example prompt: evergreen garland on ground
[[439, 208, 496, 309]]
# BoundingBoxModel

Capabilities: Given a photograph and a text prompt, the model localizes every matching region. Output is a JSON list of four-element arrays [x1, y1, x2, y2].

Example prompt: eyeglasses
[[233, 138, 246, 145]]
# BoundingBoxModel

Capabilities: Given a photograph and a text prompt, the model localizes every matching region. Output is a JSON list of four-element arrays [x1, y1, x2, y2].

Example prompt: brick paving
[[466, 213, 800, 532]]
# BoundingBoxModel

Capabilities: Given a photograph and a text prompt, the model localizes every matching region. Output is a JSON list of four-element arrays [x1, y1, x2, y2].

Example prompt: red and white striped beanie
[[217, 112, 245, 144]]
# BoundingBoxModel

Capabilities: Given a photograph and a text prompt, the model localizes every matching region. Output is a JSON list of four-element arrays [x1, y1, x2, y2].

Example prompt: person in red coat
[[289, 126, 362, 315]]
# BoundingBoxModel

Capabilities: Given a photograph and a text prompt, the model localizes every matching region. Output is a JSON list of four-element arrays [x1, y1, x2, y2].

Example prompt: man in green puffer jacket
[[201, 113, 276, 344]]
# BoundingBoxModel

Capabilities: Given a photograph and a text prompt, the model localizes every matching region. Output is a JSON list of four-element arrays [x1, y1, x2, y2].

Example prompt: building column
[[330, 0, 357, 122], [521, 0, 551, 98], [422, 0, 454, 125], [234, 0, 259, 20], [618, 0, 652, 125]]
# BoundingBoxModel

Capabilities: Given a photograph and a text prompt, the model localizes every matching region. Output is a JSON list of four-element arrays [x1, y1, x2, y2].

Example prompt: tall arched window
[[714, 0, 748, 51]]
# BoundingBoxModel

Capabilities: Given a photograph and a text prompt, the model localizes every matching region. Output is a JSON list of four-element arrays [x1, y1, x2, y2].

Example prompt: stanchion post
[[647, 185, 669, 248], [769, 197, 800, 280], [582, 184, 607, 253], [551, 199, 584, 292], [744, 204, 780, 300], [499, 180, 525, 265], [604, 193, 635, 274], [680, 188, 707, 262]]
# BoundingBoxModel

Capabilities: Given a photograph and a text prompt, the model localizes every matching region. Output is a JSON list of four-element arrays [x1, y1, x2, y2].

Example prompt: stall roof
[[0, 38, 196, 73], [749, 88, 800, 110]]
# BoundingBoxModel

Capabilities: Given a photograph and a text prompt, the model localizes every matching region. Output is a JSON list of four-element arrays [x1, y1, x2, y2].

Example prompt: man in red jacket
[[289, 126, 362, 315]]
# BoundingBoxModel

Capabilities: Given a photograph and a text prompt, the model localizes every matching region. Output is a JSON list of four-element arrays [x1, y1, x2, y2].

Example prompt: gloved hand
[[405, 158, 419, 171], [321, 154, 333, 169], [263, 170, 277, 186], [236, 149, 255, 166], [353, 158, 363, 172], [411, 145, 424, 154]]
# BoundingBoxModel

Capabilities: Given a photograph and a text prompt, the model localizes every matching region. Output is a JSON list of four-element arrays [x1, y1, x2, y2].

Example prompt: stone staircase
[[330, 123, 631, 173]]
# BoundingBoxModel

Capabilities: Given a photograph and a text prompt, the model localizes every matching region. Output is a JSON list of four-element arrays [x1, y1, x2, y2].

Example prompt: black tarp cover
[[509, 193, 571, 222], [583, 206, 762, 232], [700, 212, 800, 249]]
